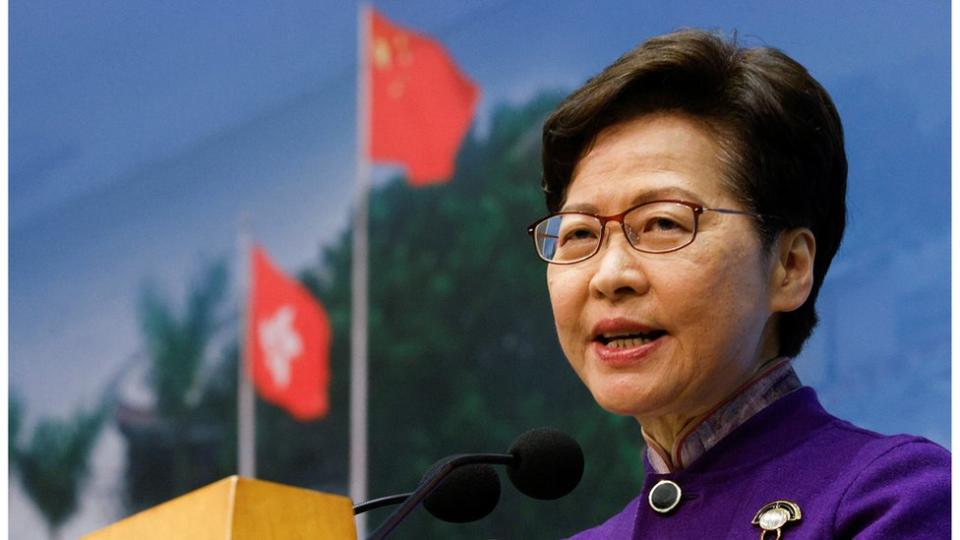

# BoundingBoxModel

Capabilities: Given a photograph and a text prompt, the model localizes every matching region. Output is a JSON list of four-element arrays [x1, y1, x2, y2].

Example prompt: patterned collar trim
[[644, 358, 801, 473]]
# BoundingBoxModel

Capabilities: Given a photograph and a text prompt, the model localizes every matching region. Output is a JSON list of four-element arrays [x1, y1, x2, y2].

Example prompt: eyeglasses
[[527, 199, 769, 264]]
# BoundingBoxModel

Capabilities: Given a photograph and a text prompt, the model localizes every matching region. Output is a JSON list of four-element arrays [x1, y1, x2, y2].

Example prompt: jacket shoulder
[[832, 434, 950, 538]]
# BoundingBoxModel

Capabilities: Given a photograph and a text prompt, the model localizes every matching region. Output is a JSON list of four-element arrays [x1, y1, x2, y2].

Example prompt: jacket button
[[648, 479, 682, 514]]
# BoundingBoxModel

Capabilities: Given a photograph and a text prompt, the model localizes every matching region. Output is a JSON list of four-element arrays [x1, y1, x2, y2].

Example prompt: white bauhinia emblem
[[258, 305, 303, 388]]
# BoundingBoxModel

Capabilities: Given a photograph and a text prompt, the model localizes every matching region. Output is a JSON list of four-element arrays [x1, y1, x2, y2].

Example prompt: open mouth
[[595, 330, 667, 349]]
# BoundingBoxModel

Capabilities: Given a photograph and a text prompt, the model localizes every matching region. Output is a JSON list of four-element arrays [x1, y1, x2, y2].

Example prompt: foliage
[[120, 260, 233, 513], [139, 260, 229, 419], [16, 405, 104, 540], [10, 392, 23, 469]]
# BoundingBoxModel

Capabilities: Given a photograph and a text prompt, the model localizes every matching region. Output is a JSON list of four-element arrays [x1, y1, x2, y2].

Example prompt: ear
[[768, 228, 816, 313]]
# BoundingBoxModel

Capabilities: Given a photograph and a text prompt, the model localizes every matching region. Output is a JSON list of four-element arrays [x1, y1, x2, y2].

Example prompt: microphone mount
[[367, 453, 513, 540]]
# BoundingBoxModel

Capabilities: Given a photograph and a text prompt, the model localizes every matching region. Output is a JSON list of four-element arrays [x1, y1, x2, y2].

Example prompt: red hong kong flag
[[368, 8, 480, 186], [247, 246, 331, 420]]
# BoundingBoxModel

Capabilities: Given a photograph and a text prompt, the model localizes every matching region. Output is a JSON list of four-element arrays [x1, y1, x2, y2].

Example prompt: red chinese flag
[[247, 246, 331, 420], [368, 8, 480, 186]]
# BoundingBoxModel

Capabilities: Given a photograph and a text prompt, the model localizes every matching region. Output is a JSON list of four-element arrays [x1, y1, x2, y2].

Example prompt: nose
[[588, 225, 651, 300]]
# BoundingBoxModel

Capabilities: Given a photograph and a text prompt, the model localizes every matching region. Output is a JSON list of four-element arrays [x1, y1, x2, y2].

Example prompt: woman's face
[[547, 113, 779, 422]]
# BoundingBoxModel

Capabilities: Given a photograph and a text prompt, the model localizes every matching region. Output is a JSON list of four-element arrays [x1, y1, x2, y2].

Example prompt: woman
[[529, 30, 949, 538]]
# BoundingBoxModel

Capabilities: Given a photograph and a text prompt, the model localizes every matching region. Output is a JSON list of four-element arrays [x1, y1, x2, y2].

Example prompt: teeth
[[607, 336, 654, 349]]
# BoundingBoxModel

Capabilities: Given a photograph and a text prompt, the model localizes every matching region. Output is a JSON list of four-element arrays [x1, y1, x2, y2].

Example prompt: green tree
[[140, 260, 228, 420], [16, 406, 104, 540], [118, 260, 231, 512], [10, 392, 23, 470]]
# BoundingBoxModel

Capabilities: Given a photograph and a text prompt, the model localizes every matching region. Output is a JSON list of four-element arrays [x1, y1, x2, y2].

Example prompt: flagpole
[[237, 218, 256, 477], [351, 3, 371, 536]]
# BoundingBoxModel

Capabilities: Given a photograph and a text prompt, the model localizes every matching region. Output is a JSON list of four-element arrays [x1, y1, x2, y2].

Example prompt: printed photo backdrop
[[10, 1, 949, 538]]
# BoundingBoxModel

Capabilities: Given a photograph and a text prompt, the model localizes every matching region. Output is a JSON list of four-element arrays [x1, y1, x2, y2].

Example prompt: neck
[[640, 355, 787, 468], [641, 408, 712, 460]]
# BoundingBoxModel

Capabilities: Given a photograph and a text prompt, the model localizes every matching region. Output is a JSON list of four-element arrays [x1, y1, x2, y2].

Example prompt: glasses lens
[[534, 214, 602, 263], [624, 202, 696, 253]]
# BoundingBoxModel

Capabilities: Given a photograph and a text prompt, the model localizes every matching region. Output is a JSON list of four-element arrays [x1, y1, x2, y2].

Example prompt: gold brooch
[[752, 500, 801, 539]]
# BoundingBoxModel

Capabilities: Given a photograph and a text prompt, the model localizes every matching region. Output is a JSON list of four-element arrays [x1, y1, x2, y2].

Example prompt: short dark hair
[[541, 29, 846, 357]]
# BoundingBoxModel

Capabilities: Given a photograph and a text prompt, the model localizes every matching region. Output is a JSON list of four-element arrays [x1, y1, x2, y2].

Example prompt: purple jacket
[[568, 388, 950, 539]]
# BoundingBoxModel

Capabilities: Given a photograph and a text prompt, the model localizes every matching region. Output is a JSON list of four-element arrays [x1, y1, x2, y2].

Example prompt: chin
[[588, 381, 659, 419]]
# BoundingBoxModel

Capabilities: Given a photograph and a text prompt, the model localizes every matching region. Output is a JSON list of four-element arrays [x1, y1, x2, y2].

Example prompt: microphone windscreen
[[421, 458, 501, 523], [507, 427, 584, 500]]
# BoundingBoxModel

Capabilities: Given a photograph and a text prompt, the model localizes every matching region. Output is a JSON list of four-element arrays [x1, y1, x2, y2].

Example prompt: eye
[[561, 227, 598, 244], [641, 215, 690, 235], [555, 214, 601, 246], [647, 217, 681, 232], [623, 202, 697, 252]]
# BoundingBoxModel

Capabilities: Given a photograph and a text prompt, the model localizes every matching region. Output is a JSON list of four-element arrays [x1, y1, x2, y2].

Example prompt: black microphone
[[507, 427, 584, 500], [367, 428, 584, 539], [420, 460, 501, 522], [367, 452, 512, 539], [352, 461, 501, 523]]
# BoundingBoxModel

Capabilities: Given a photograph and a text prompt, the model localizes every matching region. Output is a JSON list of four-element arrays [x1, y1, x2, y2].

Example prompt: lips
[[590, 318, 667, 366]]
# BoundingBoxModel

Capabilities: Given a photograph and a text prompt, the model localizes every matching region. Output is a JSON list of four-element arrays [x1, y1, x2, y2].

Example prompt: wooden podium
[[82, 476, 357, 539]]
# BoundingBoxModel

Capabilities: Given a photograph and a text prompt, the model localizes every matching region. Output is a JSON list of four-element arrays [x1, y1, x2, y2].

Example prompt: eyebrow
[[560, 186, 707, 213]]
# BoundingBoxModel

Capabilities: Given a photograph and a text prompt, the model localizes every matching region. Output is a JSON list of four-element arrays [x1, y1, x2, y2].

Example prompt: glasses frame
[[527, 199, 771, 264]]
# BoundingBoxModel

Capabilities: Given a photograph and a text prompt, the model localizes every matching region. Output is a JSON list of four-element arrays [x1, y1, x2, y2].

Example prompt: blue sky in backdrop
[[9, 1, 949, 537]]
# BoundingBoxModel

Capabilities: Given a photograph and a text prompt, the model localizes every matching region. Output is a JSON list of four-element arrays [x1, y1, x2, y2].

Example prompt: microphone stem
[[367, 453, 514, 540], [354, 493, 413, 514]]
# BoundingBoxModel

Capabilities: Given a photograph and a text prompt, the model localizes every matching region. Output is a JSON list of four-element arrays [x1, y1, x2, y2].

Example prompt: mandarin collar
[[642, 358, 801, 473]]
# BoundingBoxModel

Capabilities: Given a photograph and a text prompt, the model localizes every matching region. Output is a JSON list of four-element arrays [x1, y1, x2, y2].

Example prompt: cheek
[[547, 269, 586, 352], [658, 242, 767, 328], [669, 246, 769, 344]]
